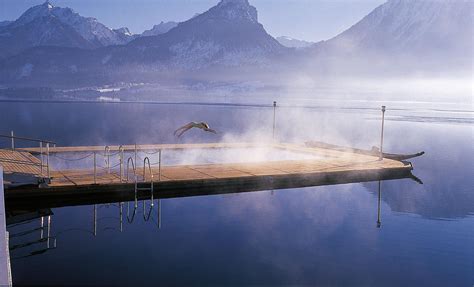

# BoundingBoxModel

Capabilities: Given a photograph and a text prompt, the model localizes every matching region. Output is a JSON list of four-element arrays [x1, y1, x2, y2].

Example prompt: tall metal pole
[[272, 101, 277, 141], [377, 181, 382, 228], [379, 106, 386, 160], [10, 131, 14, 150]]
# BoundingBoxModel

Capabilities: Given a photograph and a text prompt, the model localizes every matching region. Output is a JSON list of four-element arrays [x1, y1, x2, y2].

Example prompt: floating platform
[[2, 142, 416, 210]]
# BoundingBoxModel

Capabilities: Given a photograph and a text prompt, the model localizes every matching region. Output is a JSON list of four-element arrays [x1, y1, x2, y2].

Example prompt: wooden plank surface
[[46, 157, 409, 187], [0, 149, 43, 176]]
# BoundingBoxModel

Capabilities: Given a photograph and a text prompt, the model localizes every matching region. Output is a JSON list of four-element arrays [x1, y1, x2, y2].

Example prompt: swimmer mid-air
[[174, 122, 217, 137]]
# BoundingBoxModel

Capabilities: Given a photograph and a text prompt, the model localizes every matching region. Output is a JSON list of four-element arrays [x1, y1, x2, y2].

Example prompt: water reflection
[[92, 200, 161, 235], [1, 101, 473, 286], [7, 197, 163, 261], [377, 181, 382, 228], [8, 212, 57, 260], [8, 180, 395, 262]]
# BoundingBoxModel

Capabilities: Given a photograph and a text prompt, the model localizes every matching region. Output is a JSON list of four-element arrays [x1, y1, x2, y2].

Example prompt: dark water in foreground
[[1, 101, 473, 286]]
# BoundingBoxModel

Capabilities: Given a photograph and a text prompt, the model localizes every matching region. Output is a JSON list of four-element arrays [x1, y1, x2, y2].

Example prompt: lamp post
[[379, 106, 386, 160], [272, 101, 277, 140]]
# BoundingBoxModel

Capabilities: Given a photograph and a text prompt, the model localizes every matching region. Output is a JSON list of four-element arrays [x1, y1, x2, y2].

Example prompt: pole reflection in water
[[8, 213, 57, 260], [93, 205, 97, 236], [377, 181, 382, 228], [120, 202, 123, 232]]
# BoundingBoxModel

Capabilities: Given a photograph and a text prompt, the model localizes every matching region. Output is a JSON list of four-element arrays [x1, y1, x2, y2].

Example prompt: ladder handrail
[[125, 157, 136, 183], [125, 157, 138, 212], [126, 201, 137, 223], [143, 157, 154, 199], [142, 157, 154, 221]]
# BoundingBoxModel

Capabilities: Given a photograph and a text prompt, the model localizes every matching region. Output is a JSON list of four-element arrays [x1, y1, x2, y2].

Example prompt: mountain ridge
[[0, 1, 134, 58]]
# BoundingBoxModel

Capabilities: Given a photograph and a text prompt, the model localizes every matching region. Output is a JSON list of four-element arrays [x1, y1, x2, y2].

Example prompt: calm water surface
[[1, 101, 473, 286]]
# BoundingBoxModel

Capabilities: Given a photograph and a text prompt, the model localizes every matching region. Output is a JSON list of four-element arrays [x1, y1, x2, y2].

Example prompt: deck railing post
[[93, 152, 97, 184], [272, 101, 277, 141], [10, 131, 14, 150], [39, 142, 44, 178], [119, 145, 124, 182], [158, 149, 162, 181], [46, 143, 50, 180], [105, 146, 110, 174], [379, 106, 386, 160]]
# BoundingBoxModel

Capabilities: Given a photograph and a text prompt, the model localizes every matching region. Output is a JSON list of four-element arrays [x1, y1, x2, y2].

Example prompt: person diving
[[174, 122, 217, 137]]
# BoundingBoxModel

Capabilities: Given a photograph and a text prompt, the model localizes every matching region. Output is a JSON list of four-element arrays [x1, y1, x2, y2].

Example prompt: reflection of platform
[[4, 142, 414, 210]]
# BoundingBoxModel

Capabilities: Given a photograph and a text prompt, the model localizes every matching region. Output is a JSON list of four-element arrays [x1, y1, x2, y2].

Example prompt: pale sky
[[0, 0, 386, 42]]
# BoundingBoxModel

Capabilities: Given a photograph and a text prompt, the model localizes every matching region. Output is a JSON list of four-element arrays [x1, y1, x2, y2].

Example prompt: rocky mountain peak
[[208, 0, 258, 23]]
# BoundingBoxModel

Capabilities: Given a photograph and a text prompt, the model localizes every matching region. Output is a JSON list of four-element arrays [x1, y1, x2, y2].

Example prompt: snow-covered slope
[[276, 36, 314, 48], [126, 0, 286, 68], [141, 21, 178, 36], [320, 0, 473, 56], [0, 1, 134, 57]]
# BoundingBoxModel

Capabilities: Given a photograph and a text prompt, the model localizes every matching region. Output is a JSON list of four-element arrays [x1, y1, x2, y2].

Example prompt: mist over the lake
[[0, 0, 473, 286]]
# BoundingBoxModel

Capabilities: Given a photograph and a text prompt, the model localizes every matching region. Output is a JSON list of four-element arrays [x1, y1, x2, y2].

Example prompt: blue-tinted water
[[1, 101, 473, 286]]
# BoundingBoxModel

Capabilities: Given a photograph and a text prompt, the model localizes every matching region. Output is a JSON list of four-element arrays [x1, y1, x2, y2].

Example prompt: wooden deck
[[0, 149, 43, 176], [2, 142, 415, 210]]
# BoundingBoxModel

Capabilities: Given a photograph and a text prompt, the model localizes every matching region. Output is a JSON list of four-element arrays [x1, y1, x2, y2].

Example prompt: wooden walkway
[[0, 149, 43, 176], [3, 142, 414, 210], [49, 157, 406, 187]]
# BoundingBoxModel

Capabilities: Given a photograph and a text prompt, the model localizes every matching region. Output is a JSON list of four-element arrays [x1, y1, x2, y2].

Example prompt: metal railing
[[1, 133, 164, 189], [0, 132, 55, 181], [0, 132, 56, 148]]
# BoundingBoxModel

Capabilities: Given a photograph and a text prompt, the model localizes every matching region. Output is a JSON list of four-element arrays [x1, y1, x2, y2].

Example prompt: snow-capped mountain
[[0, 1, 134, 57], [0, 0, 287, 84], [126, 0, 286, 67], [276, 36, 314, 49], [141, 21, 178, 36], [317, 0, 473, 56]]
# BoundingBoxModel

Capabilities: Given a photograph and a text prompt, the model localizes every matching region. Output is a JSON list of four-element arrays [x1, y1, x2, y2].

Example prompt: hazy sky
[[0, 0, 386, 42]]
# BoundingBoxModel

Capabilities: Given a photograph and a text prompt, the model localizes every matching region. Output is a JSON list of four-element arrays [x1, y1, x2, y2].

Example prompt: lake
[[1, 99, 473, 286]]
